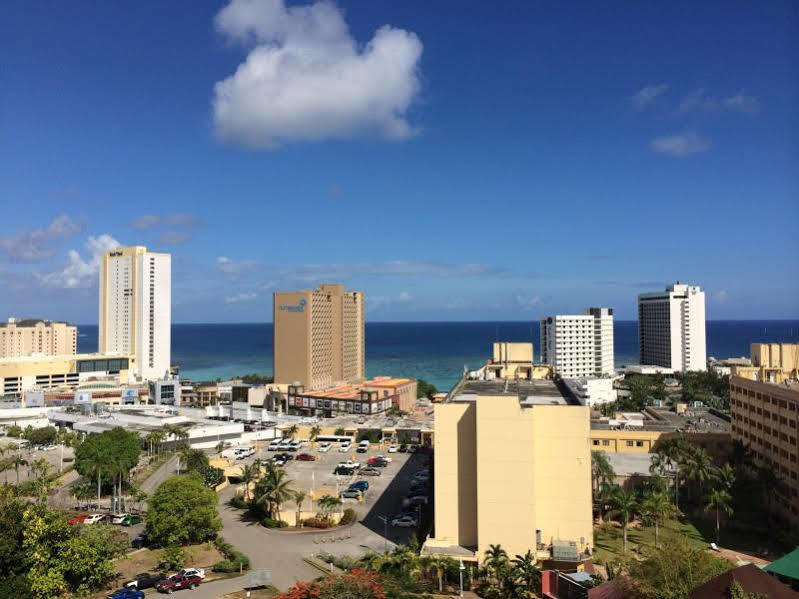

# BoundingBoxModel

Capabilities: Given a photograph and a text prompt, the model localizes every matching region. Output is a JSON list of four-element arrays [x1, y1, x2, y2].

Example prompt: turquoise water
[[77, 320, 799, 392]]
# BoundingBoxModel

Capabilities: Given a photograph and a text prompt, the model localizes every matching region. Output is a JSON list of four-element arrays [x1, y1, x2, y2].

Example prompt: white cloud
[[631, 83, 669, 109], [216, 256, 258, 280], [712, 289, 728, 304], [366, 290, 413, 312], [225, 292, 258, 304], [0, 215, 82, 262], [132, 214, 160, 230], [166, 213, 199, 227], [723, 91, 760, 114], [212, 0, 423, 148], [37, 234, 120, 289], [650, 131, 711, 156], [276, 260, 502, 283], [515, 293, 541, 311], [158, 231, 191, 245], [678, 89, 720, 115]]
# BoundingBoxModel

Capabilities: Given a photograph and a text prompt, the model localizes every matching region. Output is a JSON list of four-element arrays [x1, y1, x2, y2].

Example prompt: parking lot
[[239, 442, 432, 546]]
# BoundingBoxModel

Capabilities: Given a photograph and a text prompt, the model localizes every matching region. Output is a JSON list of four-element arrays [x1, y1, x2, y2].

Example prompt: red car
[[68, 514, 89, 525], [367, 457, 389, 467], [156, 574, 202, 593], [296, 453, 315, 461]]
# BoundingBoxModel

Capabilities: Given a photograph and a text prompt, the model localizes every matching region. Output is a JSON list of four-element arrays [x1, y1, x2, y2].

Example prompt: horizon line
[[72, 318, 799, 326]]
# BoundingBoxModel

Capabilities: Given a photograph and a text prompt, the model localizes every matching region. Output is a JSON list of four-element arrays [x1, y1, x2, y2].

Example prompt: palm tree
[[240, 463, 260, 501], [163, 425, 189, 451], [7, 454, 28, 485], [317, 494, 342, 522], [591, 451, 615, 495], [254, 465, 294, 522], [215, 440, 228, 455], [72, 481, 94, 510], [640, 491, 675, 547], [309, 426, 321, 446], [286, 424, 299, 440], [755, 467, 784, 532], [512, 550, 540, 592], [718, 463, 736, 492], [655, 436, 691, 508], [483, 543, 509, 581], [682, 447, 715, 505], [705, 489, 733, 545], [294, 490, 306, 526], [609, 488, 639, 554], [597, 482, 619, 523], [424, 555, 451, 592]]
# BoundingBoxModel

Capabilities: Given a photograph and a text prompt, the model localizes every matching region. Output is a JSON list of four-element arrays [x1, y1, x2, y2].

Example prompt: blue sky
[[1, 0, 797, 323]]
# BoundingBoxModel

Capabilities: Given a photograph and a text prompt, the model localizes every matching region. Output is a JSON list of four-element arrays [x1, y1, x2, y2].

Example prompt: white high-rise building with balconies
[[99, 246, 171, 381], [540, 307, 615, 379], [638, 282, 706, 372]]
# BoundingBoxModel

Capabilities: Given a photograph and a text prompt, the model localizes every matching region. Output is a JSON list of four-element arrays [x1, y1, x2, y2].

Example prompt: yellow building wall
[[492, 342, 534, 364]]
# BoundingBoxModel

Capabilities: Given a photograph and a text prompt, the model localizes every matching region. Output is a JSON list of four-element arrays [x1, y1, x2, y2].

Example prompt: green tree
[[181, 448, 210, 473], [705, 489, 733, 545], [729, 580, 767, 599], [620, 535, 732, 599], [286, 424, 299, 440], [29, 457, 53, 503], [682, 446, 715, 503], [239, 462, 261, 501], [717, 463, 736, 492], [146, 475, 222, 546], [483, 543, 509, 581], [158, 545, 186, 571], [253, 464, 294, 522], [309, 426, 321, 444], [316, 494, 342, 522], [75, 427, 140, 509], [0, 488, 28, 597], [591, 450, 615, 495], [5, 425, 23, 438], [416, 379, 438, 400], [294, 489, 306, 526], [24, 426, 58, 446], [609, 488, 639, 554], [512, 549, 541, 593], [640, 491, 675, 547], [334, 427, 346, 436], [6, 454, 28, 485]]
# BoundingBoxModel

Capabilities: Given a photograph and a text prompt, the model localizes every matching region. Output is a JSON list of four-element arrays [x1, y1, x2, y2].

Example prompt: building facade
[[0, 318, 77, 358], [0, 353, 136, 397], [731, 343, 799, 384], [273, 284, 364, 389], [423, 379, 592, 565], [638, 282, 706, 372], [730, 375, 799, 529], [540, 307, 614, 378], [285, 376, 416, 417], [99, 246, 171, 381]]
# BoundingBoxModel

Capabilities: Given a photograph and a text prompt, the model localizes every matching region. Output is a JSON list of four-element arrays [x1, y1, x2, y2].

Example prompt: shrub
[[158, 545, 185, 571], [229, 496, 249, 510], [302, 516, 332, 529], [261, 517, 288, 528], [333, 427, 346, 436], [339, 508, 356, 525], [212, 536, 250, 573]]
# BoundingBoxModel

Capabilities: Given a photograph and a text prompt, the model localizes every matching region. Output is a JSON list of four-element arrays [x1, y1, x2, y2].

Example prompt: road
[[140, 454, 180, 495]]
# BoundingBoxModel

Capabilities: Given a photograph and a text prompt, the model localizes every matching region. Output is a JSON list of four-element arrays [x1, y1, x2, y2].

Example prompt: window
[[636, 441, 644, 447], [602, 440, 610, 446], [592, 440, 600, 446], [626, 440, 634, 447]]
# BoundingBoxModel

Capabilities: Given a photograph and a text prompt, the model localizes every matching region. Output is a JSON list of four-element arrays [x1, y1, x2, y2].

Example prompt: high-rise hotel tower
[[99, 246, 171, 380], [273, 284, 364, 389], [638, 282, 706, 372]]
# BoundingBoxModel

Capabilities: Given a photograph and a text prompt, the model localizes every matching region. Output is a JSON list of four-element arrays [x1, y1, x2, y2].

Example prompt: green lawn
[[593, 518, 708, 564]]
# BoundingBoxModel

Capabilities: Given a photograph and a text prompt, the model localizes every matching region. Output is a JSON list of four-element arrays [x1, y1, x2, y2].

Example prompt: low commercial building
[[563, 377, 618, 406], [195, 384, 219, 407], [286, 376, 417, 417], [731, 343, 799, 384], [0, 353, 136, 398], [730, 375, 799, 530], [0, 318, 77, 358], [148, 378, 180, 405], [423, 377, 592, 567]]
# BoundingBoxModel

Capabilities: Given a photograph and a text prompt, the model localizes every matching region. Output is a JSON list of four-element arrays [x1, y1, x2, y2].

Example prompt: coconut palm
[[293, 490, 306, 526], [591, 451, 615, 494], [309, 426, 321, 446], [705, 489, 733, 545], [6, 454, 28, 486], [254, 465, 294, 521], [512, 550, 541, 592], [717, 463, 736, 492], [483, 543, 509, 581], [609, 488, 639, 554], [424, 555, 452, 592], [640, 490, 675, 547], [240, 463, 260, 501], [682, 447, 715, 504], [316, 494, 342, 522], [286, 424, 299, 440], [597, 482, 619, 523]]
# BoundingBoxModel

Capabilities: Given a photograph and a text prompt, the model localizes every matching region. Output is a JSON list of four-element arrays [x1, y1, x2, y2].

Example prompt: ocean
[[76, 320, 799, 392]]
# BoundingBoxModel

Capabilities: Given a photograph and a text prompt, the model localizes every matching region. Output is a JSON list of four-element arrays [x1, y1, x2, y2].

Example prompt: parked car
[[374, 454, 392, 462], [112, 513, 131, 525], [338, 460, 360, 469], [156, 574, 202, 593], [403, 495, 429, 507], [367, 457, 388, 468], [68, 514, 88, 525], [296, 453, 315, 461], [317, 441, 332, 452], [339, 489, 362, 500], [120, 514, 143, 526], [131, 533, 149, 549], [107, 587, 145, 599], [391, 514, 418, 528], [398, 444, 408, 453], [176, 568, 205, 579], [123, 572, 161, 590], [413, 471, 430, 480], [348, 480, 369, 492], [83, 513, 106, 525], [278, 439, 293, 450], [338, 441, 352, 453], [356, 440, 370, 453], [287, 440, 300, 452], [275, 452, 294, 462], [334, 466, 356, 476], [268, 440, 281, 451], [359, 467, 381, 476], [387, 444, 399, 453]]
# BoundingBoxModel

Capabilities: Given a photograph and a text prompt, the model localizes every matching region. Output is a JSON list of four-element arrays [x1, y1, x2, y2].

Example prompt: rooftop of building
[[1, 318, 74, 327], [0, 352, 130, 364], [591, 405, 730, 433], [449, 377, 581, 406], [291, 376, 415, 399]]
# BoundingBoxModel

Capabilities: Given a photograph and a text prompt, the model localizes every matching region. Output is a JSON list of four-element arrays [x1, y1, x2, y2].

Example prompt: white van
[[268, 439, 281, 451], [279, 439, 293, 450], [338, 440, 352, 453], [357, 440, 370, 453]]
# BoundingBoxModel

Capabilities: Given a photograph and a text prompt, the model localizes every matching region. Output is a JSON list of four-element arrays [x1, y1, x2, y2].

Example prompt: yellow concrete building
[[730, 375, 799, 529], [423, 378, 592, 566], [273, 284, 364, 389], [475, 342, 553, 381], [0, 318, 77, 358], [0, 353, 136, 397], [731, 343, 799, 384]]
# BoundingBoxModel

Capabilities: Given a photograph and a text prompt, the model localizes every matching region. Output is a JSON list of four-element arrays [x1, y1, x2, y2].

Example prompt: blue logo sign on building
[[279, 298, 307, 313]]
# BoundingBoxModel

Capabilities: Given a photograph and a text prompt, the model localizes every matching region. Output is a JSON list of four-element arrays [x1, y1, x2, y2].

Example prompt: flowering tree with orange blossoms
[[275, 569, 387, 599]]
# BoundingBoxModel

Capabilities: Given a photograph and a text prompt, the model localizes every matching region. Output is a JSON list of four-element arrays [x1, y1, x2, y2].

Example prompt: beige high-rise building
[[0, 318, 77, 358], [422, 377, 592, 566], [99, 246, 171, 381], [273, 284, 364, 389]]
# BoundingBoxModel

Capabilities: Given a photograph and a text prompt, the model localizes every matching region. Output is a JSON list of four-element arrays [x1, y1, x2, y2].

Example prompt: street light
[[377, 515, 388, 552], [459, 559, 465, 597]]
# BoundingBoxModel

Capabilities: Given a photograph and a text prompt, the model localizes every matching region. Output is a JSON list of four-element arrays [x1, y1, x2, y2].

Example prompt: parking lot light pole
[[378, 515, 388, 552], [459, 559, 465, 597]]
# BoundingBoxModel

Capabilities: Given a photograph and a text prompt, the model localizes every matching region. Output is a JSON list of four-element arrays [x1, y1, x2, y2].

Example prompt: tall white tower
[[638, 282, 706, 372], [99, 246, 171, 380], [540, 307, 615, 378]]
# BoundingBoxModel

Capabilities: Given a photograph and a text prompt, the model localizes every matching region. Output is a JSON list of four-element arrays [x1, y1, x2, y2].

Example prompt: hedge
[[212, 536, 250, 573]]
